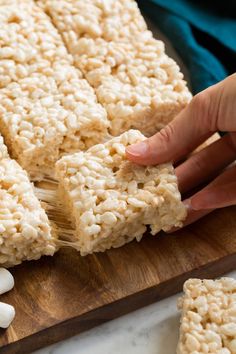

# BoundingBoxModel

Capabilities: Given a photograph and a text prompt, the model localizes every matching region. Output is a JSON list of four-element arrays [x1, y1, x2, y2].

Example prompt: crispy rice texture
[[177, 278, 236, 354], [0, 136, 57, 267], [0, 0, 109, 180], [56, 130, 186, 255], [40, 0, 192, 136]]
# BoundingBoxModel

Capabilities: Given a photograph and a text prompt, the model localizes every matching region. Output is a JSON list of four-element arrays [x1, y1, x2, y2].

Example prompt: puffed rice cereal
[[55, 130, 186, 255], [177, 278, 236, 354], [0, 0, 109, 179], [40, 0, 192, 136], [0, 136, 57, 267]]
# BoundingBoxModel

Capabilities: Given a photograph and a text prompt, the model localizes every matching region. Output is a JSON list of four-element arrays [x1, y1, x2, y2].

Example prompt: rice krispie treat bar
[[0, 1, 73, 87], [56, 130, 186, 255], [41, 0, 192, 136], [177, 278, 236, 354], [0, 1, 109, 179], [0, 136, 56, 267]]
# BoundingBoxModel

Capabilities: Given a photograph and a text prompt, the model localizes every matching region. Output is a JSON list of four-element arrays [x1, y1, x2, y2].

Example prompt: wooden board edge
[[1, 252, 236, 354]]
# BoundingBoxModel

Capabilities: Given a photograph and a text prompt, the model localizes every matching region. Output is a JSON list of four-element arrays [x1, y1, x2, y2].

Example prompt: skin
[[126, 73, 236, 229]]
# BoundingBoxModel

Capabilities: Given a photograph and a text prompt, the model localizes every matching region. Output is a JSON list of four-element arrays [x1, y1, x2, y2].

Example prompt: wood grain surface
[[0, 178, 236, 354], [0, 11, 227, 354]]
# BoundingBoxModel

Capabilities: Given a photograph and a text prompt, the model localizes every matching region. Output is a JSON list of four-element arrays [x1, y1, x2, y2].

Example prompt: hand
[[126, 74, 236, 229]]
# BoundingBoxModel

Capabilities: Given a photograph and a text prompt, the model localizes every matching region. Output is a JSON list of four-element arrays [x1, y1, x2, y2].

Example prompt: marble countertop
[[34, 272, 236, 354], [32, 16, 235, 354]]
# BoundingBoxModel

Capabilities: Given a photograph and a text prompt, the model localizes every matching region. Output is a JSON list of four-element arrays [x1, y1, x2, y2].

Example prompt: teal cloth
[[137, 0, 236, 93]]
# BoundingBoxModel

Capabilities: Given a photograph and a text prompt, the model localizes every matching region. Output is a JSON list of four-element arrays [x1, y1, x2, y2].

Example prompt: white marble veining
[[34, 271, 236, 354], [34, 293, 181, 354]]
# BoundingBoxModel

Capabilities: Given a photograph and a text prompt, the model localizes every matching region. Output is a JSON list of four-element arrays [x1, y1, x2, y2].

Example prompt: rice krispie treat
[[0, 1, 109, 179], [56, 130, 186, 255], [177, 278, 236, 354], [0, 1, 73, 86], [41, 0, 192, 136], [0, 73, 109, 179], [0, 137, 56, 267]]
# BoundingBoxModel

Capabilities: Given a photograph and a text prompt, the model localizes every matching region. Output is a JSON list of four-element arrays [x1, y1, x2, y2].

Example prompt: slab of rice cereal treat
[[0, 0, 73, 86], [41, 0, 192, 136], [0, 136, 57, 267], [55, 130, 186, 255], [0, 73, 109, 179], [177, 278, 236, 354], [0, 1, 109, 179]]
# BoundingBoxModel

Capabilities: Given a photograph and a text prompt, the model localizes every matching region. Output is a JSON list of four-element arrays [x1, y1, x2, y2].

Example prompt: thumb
[[126, 89, 218, 165], [191, 165, 236, 210], [126, 124, 183, 165]]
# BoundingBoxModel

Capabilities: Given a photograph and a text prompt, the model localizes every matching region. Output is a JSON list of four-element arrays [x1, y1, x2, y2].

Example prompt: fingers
[[191, 165, 236, 210], [171, 142, 236, 231], [170, 159, 236, 232], [173, 165, 236, 231], [216, 73, 236, 131], [176, 132, 236, 194], [167, 199, 214, 232], [125, 74, 236, 229], [180, 208, 213, 228], [126, 94, 212, 165], [126, 74, 236, 166]]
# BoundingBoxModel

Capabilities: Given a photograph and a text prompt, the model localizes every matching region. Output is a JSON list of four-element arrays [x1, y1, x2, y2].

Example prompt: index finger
[[126, 85, 221, 165]]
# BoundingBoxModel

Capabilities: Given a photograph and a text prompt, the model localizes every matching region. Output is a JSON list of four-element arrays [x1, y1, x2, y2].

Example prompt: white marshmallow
[[0, 268, 14, 295], [0, 302, 15, 328]]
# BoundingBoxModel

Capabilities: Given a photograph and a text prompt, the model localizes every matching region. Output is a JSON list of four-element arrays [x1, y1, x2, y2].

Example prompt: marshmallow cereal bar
[[177, 278, 236, 354], [0, 1, 109, 179], [0, 136, 56, 267], [41, 0, 192, 136], [56, 130, 186, 255]]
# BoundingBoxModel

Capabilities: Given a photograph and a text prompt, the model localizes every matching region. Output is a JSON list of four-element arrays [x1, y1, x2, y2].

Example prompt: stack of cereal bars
[[0, 0, 191, 265]]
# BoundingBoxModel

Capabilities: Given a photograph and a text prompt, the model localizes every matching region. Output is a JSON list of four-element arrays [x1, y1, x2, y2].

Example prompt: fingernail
[[190, 194, 207, 210], [183, 198, 192, 210], [126, 141, 148, 157]]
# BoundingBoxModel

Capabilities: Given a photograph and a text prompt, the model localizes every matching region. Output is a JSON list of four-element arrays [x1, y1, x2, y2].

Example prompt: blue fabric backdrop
[[138, 0, 236, 93]]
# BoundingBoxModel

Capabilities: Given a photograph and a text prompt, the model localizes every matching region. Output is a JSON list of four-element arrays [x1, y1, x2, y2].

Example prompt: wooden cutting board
[[0, 175, 236, 354]]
